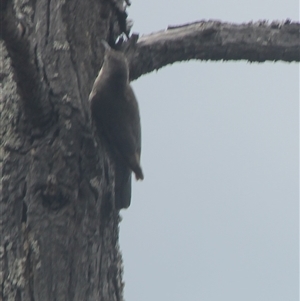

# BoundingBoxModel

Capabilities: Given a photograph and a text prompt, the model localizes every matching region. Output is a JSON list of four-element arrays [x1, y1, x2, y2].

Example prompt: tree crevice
[[1, 1, 53, 128], [45, 0, 51, 46]]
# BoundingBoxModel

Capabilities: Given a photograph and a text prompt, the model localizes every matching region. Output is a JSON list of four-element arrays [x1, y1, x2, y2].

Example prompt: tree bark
[[1, 0, 126, 300], [1, 1, 299, 301]]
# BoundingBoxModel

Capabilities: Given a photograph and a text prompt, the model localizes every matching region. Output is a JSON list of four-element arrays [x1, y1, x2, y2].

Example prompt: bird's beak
[[101, 40, 111, 52]]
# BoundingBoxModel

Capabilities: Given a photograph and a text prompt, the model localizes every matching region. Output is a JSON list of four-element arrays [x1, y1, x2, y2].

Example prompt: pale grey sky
[[120, 1, 299, 301]]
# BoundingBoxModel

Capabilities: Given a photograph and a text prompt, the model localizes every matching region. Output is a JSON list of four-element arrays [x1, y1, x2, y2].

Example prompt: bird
[[89, 40, 143, 209]]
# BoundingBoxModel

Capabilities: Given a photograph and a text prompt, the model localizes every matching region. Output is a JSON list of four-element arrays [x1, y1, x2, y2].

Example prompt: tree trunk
[[1, 1, 126, 300]]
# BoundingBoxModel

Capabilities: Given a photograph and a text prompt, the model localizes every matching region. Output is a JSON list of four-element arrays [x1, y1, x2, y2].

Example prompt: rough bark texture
[[1, 0, 126, 300], [126, 20, 300, 80]]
